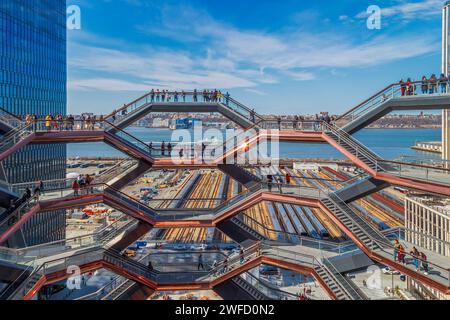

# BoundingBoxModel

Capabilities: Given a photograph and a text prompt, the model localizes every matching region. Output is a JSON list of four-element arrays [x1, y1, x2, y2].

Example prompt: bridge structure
[[0, 82, 450, 300]]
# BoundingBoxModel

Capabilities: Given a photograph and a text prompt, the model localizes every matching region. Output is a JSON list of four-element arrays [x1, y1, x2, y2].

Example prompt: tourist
[[148, 142, 153, 155], [161, 141, 166, 156], [419, 252, 429, 275], [276, 176, 283, 193], [393, 239, 400, 262], [201, 143, 206, 159], [69, 115, 75, 131], [85, 174, 94, 194], [324, 112, 331, 125], [239, 248, 245, 264], [250, 109, 256, 123], [397, 244, 406, 264], [173, 91, 178, 102], [314, 114, 320, 131], [179, 148, 184, 159], [25, 187, 32, 200], [72, 179, 80, 197], [182, 91, 186, 102], [405, 78, 413, 96], [198, 254, 204, 271], [225, 92, 230, 106], [45, 114, 53, 131], [410, 246, 420, 271], [222, 257, 228, 274], [193, 89, 198, 102], [25, 114, 32, 127], [429, 74, 437, 94], [267, 174, 273, 192], [167, 143, 172, 156], [55, 114, 63, 131], [156, 89, 160, 102], [399, 79, 406, 96], [421, 76, 428, 94], [439, 73, 448, 93], [294, 115, 299, 130], [285, 173, 292, 185], [150, 89, 155, 103], [277, 116, 282, 130], [147, 260, 154, 272], [78, 175, 86, 195]]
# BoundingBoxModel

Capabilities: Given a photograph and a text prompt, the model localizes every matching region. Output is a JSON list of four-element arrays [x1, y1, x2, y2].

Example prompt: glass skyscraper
[[0, 0, 67, 246]]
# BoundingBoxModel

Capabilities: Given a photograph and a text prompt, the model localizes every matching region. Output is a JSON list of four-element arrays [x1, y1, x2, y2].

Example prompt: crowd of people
[[145, 89, 231, 105], [22, 114, 104, 131], [71, 174, 95, 196], [393, 239, 429, 275], [399, 73, 450, 96], [270, 112, 334, 131], [266, 173, 293, 192]]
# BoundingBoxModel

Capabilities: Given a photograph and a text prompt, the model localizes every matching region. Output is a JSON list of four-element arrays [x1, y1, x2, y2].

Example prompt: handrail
[[261, 244, 362, 300], [380, 159, 450, 173], [103, 90, 262, 121], [337, 83, 396, 120], [0, 259, 37, 300], [322, 123, 381, 169], [239, 271, 300, 300], [0, 106, 23, 121], [327, 194, 450, 279], [320, 255, 367, 300], [327, 192, 388, 244], [104, 120, 151, 149], [6, 247, 105, 300], [0, 215, 136, 264], [237, 214, 356, 253]]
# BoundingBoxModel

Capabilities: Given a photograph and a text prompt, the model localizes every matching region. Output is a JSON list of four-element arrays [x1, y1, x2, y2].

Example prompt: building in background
[[405, 195, 450, 300], [0, 0, 67, 246]]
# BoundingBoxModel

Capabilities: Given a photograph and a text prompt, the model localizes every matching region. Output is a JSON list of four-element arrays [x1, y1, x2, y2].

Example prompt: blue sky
[[67, 0, 444, 115]]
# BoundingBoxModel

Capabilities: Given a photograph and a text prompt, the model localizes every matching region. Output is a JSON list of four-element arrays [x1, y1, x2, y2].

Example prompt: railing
[[326, 193, 388, 248], [384, 227, 450, 258], [261, 245, 361, 300], [337, 79, 450, 126], [0, 259, 37, 300], [103, 90, 263, 126], [0, 107, 24, 128], [238, 214, 358, 254], [322, 122, 381, 170], [326, 195, 450, 288], [74, 275, 129, 300], [239, 272, 301, 300], [258, 120, 323, 132], [0, 195, 39, 239], [379, 159, 450, 185], [320, 255, 367, 300], [0, 123, 34, 154], [7, 248, 105, 300], [0, 214, 136, 264]]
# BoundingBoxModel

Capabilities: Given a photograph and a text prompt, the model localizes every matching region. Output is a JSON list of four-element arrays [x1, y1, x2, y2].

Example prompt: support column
[[444, 110, 449, 163], [442, 5, 450, 166]]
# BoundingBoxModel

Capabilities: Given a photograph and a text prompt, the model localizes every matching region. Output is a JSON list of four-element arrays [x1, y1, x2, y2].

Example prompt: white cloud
[[68, 5, 439, 93], [356, 0, 442, 20]]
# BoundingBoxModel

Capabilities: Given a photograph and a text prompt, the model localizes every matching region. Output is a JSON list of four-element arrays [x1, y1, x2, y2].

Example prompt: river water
[[67, 127, 442, 161]]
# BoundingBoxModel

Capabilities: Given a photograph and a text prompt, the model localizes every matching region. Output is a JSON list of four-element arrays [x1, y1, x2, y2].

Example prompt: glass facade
[[0, 0, 67, 245]]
